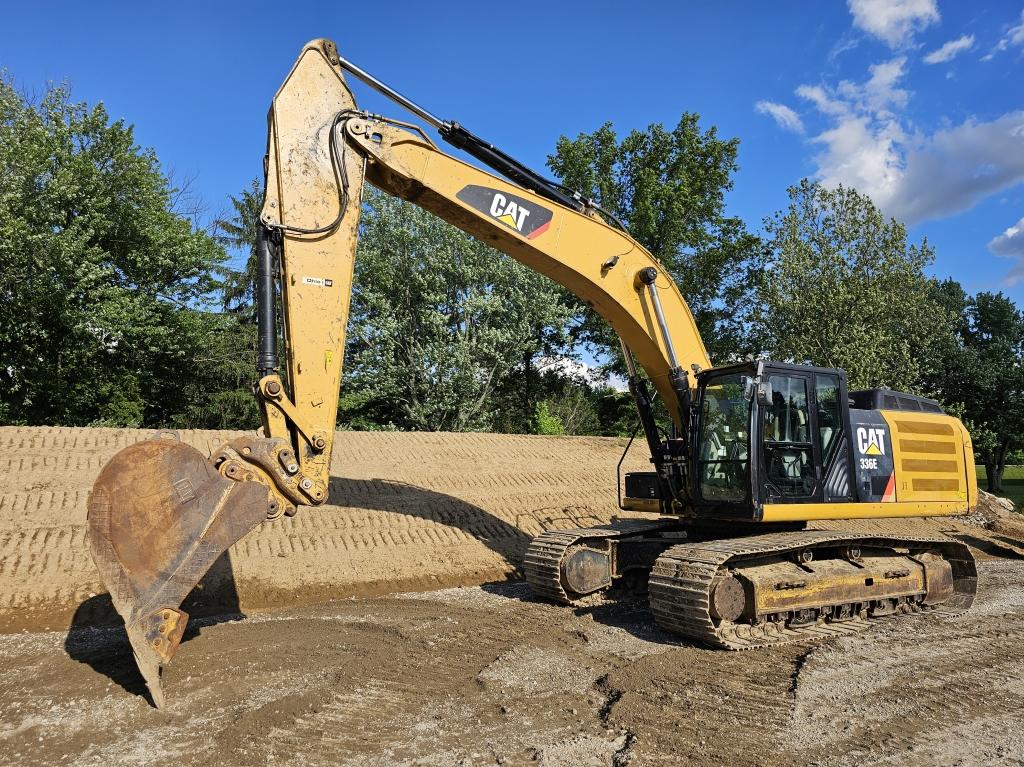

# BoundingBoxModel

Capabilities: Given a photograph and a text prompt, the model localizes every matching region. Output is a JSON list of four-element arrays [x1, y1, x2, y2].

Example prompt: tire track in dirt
[[1, 562, 1023, 766]]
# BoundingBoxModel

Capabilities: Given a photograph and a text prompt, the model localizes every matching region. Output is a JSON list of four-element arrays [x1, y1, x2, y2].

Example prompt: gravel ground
[[2, 557, 1023, 767]]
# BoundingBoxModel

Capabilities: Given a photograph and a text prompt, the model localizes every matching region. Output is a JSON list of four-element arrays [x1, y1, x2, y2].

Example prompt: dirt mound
[[3, 426, 1021, 633], [975, 489, 1024, 536], [0, 427, 647, 631]]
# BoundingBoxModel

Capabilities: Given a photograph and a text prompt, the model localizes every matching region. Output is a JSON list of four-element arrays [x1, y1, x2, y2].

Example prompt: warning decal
[[303, 276, 334, 288]]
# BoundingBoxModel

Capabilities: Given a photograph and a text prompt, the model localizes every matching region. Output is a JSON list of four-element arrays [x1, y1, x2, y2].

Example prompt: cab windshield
[[697, 373, 751, 502]]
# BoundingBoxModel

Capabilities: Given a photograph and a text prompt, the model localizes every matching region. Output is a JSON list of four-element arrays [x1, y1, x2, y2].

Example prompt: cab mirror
[[742, 376, 756, 401], [757, 381, 773, 405]]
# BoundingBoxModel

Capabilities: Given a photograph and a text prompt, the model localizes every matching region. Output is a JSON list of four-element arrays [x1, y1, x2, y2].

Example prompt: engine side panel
[[882, 410, 971, 505], [849, 409, 896, 503]]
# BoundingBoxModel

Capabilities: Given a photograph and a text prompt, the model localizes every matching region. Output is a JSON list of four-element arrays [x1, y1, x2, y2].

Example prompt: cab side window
[[762, 375, 815, 498], [815, 374, 842, 462]]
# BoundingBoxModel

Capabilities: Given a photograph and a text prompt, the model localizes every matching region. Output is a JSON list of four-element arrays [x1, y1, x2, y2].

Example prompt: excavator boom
[[87, 39, 708, 707]]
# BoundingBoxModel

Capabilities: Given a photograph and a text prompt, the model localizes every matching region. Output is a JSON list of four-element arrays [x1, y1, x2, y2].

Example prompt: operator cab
[[692, 361, 854, 517]]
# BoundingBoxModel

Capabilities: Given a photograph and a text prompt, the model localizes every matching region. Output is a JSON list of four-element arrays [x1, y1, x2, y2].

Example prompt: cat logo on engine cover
[[857, 427, 886, 455], [456, 185, 553, 239]]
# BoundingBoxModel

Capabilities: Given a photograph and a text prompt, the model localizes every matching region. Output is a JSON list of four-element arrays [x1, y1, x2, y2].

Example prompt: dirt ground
[[3, 426, 1024, 765], [1, 557, 1023, 767]]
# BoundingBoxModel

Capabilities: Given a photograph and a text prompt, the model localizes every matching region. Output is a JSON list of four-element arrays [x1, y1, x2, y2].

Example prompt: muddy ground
[[2, 556, 1024, 767], [3, 426, 1024, 765]]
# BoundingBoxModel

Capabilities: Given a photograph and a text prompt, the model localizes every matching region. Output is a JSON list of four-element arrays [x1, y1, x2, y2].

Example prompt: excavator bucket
[[86, 433, 271, 707]]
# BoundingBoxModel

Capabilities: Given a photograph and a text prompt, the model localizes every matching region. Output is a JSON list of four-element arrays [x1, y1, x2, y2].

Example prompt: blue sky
[[3, 1, 1024, 301]]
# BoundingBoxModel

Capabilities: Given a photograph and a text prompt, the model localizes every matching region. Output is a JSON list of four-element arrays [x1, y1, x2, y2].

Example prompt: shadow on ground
[[950, 533, 1024, 560], [64, 478, 612, 701], [480, 576, 686, 647], [64, 551, 245, 703]]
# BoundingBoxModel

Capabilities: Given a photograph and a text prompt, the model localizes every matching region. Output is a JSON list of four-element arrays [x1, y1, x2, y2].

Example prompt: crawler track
[[526, 523, 977, 650], [648, 530, 977, 649]]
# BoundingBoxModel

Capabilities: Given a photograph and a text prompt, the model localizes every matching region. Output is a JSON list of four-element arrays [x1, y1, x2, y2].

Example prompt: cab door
[[814, 372, 854, 502], [759, 371, 823, 503]]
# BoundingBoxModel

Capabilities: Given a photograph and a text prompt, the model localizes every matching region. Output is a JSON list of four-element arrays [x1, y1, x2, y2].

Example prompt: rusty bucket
[[87, 433, 270, 707]]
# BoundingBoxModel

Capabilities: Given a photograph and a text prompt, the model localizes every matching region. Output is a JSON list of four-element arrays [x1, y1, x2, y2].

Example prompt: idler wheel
[[709, 573, 745, 622]]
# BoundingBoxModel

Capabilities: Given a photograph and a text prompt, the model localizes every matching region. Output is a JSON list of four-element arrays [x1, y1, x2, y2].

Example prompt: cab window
[[815, 374, 842, 462], [697, 374, 750, 502], [762, 375, 815, 498]]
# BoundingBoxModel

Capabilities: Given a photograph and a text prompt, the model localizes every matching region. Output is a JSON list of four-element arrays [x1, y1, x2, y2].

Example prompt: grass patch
[[976, 465, 1024, 509]]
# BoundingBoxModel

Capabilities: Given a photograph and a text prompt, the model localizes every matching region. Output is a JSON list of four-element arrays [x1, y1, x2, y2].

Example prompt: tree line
[[2, 79, 1022, 492]]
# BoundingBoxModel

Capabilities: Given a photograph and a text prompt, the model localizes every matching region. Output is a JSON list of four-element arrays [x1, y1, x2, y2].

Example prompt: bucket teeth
[[145, 607, 189, 664], [87, 433, 272, 708]]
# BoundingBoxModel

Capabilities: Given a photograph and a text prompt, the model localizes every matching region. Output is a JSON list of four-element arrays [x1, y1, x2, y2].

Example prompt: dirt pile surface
[[2, 560, 1023, 766], [975, 489, 1024, 538], [0, 426, 646, 631]]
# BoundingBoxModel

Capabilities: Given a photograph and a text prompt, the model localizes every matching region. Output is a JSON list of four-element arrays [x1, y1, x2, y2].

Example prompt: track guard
[[87, 433, 272, 708]]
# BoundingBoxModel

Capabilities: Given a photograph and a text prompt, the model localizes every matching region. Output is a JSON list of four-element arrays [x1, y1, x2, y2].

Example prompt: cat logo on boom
[[857, 427, 886, 456], [456, 185, 554, 240], [490, 193, 530, 232]]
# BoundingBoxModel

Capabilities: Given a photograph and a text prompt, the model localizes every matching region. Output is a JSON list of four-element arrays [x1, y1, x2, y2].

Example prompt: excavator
[[87, 39, 979, 708]]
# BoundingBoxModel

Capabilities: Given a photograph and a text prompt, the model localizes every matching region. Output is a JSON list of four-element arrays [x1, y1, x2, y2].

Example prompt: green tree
[[923, 284, 1024, 493], [341, 189, 574, 431], [524, 367, 601, 436], [534, 401, 566, 436], [546, 115, 765, 362], [213, 178, 263, 315], [753, 180, 950, 392], [0, 77, 238, 427]]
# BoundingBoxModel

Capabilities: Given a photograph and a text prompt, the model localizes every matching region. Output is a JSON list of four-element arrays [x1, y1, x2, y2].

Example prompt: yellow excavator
[[87, 39, 978, 707]]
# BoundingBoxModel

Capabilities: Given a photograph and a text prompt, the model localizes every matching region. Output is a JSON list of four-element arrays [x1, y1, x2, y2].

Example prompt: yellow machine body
[[762, 411, 977, 522]]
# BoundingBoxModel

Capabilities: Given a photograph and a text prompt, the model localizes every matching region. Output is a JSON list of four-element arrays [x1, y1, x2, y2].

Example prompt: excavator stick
[[87, 433, 272, 707], [85, 40, 365, 708]]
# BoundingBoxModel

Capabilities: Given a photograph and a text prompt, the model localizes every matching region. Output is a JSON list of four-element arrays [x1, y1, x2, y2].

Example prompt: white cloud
[[861, 57, 910, 113], [990, 217, 1024, 257], [989, 215, 1024, 286], [848, 0, 939, 48], [795, 61, 909, 206], [755, 100, 805, 133], [795, 85, 847, 117], [923, 34, 975, 64], [795, 56, 1024, 225], [1011, 10, 1024, 45], [829, 34, 860, 62], [813, 120, 902, 205], [887, 113, 1024, 223], [984, 9, 1024, 60]]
